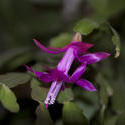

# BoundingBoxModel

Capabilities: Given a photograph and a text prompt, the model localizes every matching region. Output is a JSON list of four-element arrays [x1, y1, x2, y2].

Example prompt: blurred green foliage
[[0, 0, 125, 125], [63, 102, 88, 125], [50, 33, 72, 47], [0, 83, 19, 112], [36, 104, 53, 125]]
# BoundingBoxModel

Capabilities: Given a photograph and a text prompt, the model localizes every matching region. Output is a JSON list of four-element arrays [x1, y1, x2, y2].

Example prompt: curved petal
[[70, 63, 87, 82], [48, 47, 67, 51], [33, 39, 94, 56], [71, 41, 94, 54], [73, 49, 79, 60], [33, 39, 67, 54], [61, 74, 70, 82], [25, 65, 52, 83], [71, 41, 94, 48], [38, 72, 53, 83], [79, 52, 110, 64], [70, 42, 94, 61], [76, 79, 97, 91]]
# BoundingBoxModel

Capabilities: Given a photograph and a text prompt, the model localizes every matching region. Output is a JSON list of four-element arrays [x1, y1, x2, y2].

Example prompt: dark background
[[0, 0, 125, 125]]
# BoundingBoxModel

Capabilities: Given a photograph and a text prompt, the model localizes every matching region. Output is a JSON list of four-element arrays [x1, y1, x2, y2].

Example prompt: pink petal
[[71, 41, 94, 49], [25, 65, 52, 83], [57, 47, 75, 74], [33, 39, 67, 54], [50, 69, 70, 82], [71, 41, 94, 54], [76, 79, 97, 91], [70, 63, 87, 82], [79, 52, 110, 64]]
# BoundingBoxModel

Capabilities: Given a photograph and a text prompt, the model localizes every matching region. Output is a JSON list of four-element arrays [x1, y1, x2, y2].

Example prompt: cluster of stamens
[[44, 81, 63, 105]]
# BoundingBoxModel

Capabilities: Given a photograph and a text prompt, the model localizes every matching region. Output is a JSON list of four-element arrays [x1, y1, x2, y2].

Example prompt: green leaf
[[63, 102, 88, 125], [0, 72, 31, 88], [74, 19, 99, 35], [73, 87, 99, 119], [95, 74, 113, 124], [35, 104, 53, 125], [0, 83, 19, 112], [57, 88, 74, 103], [96, 74, 113, 106], [83, 22, 120, 57], [109, 25, 120, 58], [111, 78, 125, 113], [50, 33, 72, 47], [30, 78, 49, 103]]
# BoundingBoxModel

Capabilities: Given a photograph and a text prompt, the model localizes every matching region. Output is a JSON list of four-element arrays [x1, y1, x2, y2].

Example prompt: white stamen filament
[[44, 81, 63, 105]]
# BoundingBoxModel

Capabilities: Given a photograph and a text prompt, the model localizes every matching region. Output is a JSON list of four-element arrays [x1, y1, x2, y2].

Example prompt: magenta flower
[[70, 52, 110, 91], [25, 38, 110, 107]]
